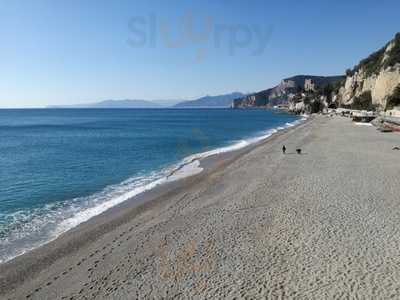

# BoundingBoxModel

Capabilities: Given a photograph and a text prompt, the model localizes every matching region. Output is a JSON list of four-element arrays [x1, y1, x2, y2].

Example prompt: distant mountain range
[[173, 92, 245, 108], [48, 99, 164, 109], [47, 92, 245, 109]]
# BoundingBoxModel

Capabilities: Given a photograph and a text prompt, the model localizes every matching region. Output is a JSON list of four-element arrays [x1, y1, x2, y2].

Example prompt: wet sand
[[2, 115, 400, 299]]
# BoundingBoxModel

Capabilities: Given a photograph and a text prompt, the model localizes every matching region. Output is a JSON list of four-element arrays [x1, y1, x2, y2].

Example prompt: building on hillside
[[304, 79, 315, 92]]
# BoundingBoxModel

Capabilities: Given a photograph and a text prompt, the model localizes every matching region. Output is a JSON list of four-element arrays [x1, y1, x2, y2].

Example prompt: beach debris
[[378, 127, 393, 132], [393, 146, 400, 150], [296, 148, 302, 154], [354, 122, 373, 126]]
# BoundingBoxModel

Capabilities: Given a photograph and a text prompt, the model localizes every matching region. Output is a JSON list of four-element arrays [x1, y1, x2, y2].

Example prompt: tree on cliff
[[323, 84, 334, 103], [310, 99, 324, 113], [386, 85, 400, 110], [351, 91, 376, 111], [383, 33, 400, 70]]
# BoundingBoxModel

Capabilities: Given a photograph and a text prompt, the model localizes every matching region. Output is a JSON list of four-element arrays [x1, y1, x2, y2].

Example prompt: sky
[[0, 0, 400, 108]]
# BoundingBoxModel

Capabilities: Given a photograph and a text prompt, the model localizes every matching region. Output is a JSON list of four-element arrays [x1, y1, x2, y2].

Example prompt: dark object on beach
[[393, 146, 400, 150], [378, 127, 393, 133], [282, 145, 286, 154], [296, 148, 302, 154]]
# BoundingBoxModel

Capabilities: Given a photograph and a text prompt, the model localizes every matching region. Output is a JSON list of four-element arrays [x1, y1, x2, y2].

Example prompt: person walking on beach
[[282, 145, 286, 154]]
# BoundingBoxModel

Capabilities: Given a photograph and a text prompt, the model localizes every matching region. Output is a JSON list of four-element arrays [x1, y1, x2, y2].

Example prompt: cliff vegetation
[[348, 33, 400, 77], [386, 84, 400, 110]]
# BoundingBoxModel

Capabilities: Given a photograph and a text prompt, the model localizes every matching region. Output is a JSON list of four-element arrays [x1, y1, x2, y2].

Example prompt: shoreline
[[3, 115, 400, 298], [0, 115, 309, 295], [0, 113, 304, 265]]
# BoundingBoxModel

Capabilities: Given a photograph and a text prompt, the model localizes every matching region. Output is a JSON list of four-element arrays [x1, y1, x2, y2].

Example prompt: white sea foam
[[0, 115, 307, 263], [167, 160, 203, 182]]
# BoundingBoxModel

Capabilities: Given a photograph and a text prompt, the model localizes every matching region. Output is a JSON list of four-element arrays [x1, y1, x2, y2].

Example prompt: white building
[[304, 79, 315, 92]]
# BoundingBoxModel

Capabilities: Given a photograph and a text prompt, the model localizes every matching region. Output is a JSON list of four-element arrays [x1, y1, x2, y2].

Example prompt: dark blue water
[[0, 108, 301, 262]]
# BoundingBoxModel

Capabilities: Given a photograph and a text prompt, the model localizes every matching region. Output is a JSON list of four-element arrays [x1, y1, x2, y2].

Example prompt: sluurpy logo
[[128, 11, 273, 62]]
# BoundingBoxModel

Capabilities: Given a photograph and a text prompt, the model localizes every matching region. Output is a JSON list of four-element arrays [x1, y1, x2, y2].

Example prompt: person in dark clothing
[[282, 145, 286, 154]]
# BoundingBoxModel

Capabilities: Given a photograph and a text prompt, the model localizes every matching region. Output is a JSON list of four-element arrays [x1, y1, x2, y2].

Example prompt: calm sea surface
[[0, 108, 301, 262]]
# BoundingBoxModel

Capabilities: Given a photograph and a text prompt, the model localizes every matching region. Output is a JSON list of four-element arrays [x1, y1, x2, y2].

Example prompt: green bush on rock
[[386, 84, 400, 110]]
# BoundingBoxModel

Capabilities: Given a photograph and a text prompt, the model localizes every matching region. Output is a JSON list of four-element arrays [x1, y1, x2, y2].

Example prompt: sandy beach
[[2, 115, 400, 299]]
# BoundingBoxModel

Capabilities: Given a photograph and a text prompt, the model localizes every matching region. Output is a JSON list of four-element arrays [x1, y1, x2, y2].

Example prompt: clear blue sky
[[1, 0, 399, 108]]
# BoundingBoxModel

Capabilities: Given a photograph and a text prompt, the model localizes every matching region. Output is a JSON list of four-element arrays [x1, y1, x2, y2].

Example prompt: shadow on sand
[[283, 152, 308, 155]]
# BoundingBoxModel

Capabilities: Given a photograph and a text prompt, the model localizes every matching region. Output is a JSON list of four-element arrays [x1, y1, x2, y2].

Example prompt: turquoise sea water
[[0, 108, 301, 262]]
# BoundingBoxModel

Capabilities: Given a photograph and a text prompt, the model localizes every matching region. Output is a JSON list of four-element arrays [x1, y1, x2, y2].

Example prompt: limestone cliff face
[[269, 79, 297, 99], [338, 34, 400, 109], [233, 75, 343, 108], [232, 79, 297, 108], [232, 33, 400, 111], [339, 66, 400, 108]]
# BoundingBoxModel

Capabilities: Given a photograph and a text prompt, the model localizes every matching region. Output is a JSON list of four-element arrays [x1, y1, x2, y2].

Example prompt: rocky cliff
[[232, 75, 343, 108], [232, 33, 400, 112], [337, 33, 400, 110]]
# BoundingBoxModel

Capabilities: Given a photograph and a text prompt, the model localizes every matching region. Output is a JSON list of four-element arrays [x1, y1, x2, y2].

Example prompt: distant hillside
[[174, 92, 245, 108], [48, 94, 246, 109], [48, 99, 162, 109], [233, 75, 344, 108], [151, 99, 184, 107]]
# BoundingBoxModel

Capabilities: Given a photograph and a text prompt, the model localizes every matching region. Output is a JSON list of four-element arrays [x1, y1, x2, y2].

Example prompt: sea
[[0, 108, 302, 263]]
